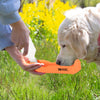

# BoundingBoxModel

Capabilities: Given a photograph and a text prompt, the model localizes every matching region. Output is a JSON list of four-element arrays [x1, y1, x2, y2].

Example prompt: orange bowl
[[35, 59, 81, 74], [25, 58, 81, 74]]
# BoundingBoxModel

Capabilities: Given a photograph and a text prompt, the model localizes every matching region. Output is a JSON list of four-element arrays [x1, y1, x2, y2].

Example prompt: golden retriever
[[56, 3, 100, 66]]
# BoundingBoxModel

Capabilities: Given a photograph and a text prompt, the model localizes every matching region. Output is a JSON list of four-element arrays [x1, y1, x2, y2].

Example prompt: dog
[[56, 3, 100, 67]]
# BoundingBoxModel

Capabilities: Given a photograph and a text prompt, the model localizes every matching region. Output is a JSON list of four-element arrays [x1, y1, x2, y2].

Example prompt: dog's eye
[[62, 45, 66, 48]]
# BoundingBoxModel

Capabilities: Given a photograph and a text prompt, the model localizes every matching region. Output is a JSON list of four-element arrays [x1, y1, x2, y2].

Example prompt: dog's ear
[[96, 3, 100, 11], [64, 8, 82, 18], [67, 29, 89, 59]]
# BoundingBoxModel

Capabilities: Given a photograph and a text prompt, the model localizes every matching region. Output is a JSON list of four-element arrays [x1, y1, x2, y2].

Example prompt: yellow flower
[[58, 46, 60, 51], [29, 26, 35, 31], [19, 0, 76, 42]]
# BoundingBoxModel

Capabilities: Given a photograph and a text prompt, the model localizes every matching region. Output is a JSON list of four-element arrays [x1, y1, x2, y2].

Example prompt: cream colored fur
[[56, 4, 100, 67]]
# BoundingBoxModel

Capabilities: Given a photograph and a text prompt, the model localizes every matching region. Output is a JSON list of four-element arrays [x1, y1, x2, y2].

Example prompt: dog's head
[[56, 18, 89, 66], [56, 6, 100, 66]]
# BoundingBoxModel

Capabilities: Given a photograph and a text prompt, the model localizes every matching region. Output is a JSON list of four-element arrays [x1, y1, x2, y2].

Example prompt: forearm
[[10, 19, 26, 29], [5, 46, 25, 66], [10, 19, 30, 56]]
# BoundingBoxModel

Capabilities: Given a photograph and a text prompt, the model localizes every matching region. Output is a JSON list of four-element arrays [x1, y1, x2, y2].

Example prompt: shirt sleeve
[[0, 0, 21, 24], [0, 22, 14, 50]]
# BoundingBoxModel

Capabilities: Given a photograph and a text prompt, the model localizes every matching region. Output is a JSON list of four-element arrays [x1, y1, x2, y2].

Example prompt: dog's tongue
[[98, 34, 100, 53]]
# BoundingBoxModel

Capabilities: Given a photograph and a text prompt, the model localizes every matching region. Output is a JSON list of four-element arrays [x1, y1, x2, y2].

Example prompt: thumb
[[23, 44, 29, 56]]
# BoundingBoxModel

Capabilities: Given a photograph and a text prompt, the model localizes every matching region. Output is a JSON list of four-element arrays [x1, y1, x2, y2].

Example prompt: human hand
[[6, 46, 45, 75], [21, 61, 45, 75], [10, 19, 30, 56], [21, 56, 45, 75]]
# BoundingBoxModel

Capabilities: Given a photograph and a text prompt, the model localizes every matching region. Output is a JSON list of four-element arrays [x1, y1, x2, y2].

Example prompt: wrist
[[10, 19, 23, 28]]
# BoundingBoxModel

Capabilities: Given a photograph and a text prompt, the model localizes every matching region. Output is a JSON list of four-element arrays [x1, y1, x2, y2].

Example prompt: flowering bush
[[19, 0, 76, 44]]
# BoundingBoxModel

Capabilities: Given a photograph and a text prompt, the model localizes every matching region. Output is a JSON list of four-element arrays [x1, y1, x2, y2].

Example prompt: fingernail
[[40, 63, 44, 65]]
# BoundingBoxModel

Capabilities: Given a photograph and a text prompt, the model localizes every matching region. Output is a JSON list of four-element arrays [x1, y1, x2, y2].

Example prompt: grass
[[0, 39, 100, 100]]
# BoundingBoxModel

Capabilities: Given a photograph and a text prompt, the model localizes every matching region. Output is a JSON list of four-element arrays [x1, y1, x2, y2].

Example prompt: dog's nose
[[56, 60, 61, 65]]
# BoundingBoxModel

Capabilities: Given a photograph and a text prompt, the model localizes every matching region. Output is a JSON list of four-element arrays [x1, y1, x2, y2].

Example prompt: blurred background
[[0, 0, 100, 100], [19, 0, 100, 12], [18, 0, 100, 56]]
